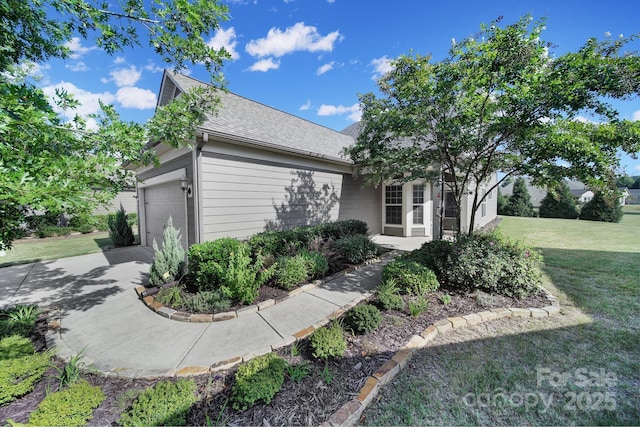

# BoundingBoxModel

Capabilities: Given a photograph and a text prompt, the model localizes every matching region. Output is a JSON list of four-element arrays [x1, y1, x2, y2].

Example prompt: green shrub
[[344, 304, 382, 334], [318, 219, 369, 240], [335, 235, 378, 264], [274, 255, 310, 290], [309, 321, 347, 359], [301, 251, 329, 278], [155, 285, 186, 307], [222, 243, 275, 304], [416, 232, 542, 297], [119, 379, 198, 427], [539, 182, 580, 219], [148, 216, 185, 286], [0, 335, 34, 360], [108, 205, 135, 247], [408, 296, 429, 317], [183, 290, 231, 313], [376, 279, 405, 311], [0, 319, 34, 339], [579, 192, 623, 223], [36, 225, 72, 238], [382, 259, 440, 295], [187, 238, 242, 291], [231, 353, 287, 410], [92, 214, 110, 232], [28, 380, 105, 427], [0, 352, 51, 404]]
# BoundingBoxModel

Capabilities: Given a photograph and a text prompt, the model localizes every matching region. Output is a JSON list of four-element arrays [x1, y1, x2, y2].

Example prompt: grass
[[360, 205, 640, 426], [0, 233, 113, 268]]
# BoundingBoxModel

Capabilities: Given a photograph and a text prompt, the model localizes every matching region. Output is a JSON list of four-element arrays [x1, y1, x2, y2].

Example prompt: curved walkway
[[0, 246, 392, 378]]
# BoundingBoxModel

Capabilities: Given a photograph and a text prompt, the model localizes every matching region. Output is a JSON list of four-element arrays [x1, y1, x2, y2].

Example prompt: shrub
[[408, 296, 429, 317], [0, 335, 34, 360], [222, 243, 275, 304], [0, 352, 51, 404], [417, 232, 542, 298], [119, 379, 198, 427], [579, 192, 623, 223], [309, 321, 347, 359], [301, 251, 329, 278], [502, 177, 536, 217], [334, 235, 378, 264], [231, 353, 287, 410], [344, 304, 382, 334], [187, 238, 242, 291], [108, 205, 135, 247], [28, 380, 105, 427], [148, 216, 186, 286], [319, 219, 368, 240], [539, 182, 580, 219], [375, 279, 404, 311], [382, 259, 440, 295], [183, 290, 231, 313], [36, 225, 72, 238], [92, 214, 110, 232], [274, 255, 310, 290], [155, 285, 186, 307]]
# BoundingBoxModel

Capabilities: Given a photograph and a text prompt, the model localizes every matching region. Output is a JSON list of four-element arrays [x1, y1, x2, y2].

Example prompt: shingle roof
[[167, 72, 355, 164]]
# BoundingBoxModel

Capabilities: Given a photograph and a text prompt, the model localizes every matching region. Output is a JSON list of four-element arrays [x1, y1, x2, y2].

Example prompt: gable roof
[[163, 72, 355, 164]]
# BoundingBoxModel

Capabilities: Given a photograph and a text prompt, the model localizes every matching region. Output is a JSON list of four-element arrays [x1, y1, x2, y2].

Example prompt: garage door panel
[[144, 182, 187, 250]]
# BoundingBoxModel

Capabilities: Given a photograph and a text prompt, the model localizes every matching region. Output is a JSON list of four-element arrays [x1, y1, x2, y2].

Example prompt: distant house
[[628, 189, 640, 205], [128, 71, 498, 249], [93, 189, 137, 215], [618, 187, 631, 205], [501, 178, 630, 207]]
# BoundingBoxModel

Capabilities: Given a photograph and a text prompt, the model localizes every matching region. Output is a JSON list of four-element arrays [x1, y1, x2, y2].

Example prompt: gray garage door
[[144, 181, 187, 250]]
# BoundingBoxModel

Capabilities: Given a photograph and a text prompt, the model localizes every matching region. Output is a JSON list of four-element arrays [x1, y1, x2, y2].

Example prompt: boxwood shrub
[[344, 304, 382, 334], [187, 238, 242, 291], [119, 379, 198, 427], [28, 380, 105, 427], [382, 259, 440, 295], [309, 321, 347, 359], [334, 235, 378, 264], [231, 353, 287, 410]]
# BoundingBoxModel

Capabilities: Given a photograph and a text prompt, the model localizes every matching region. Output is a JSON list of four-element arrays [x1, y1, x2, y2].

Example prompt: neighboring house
[[627, 189, 640, 205], [500, 177, 547, 207], [617, 187, 631, 205], [92, 189, 138, 215], [130, 72, 497, 249]]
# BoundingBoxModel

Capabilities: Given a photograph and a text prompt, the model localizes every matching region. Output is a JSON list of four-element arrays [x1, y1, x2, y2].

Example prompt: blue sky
[[33, 0, 640, 174]]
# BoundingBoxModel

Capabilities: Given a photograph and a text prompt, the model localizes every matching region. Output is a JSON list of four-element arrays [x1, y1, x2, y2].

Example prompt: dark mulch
[[0, 289, 548, 426]]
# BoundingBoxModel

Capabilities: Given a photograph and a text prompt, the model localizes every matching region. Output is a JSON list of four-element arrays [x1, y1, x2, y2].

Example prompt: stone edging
[[134, 254, 392, 323], [321, 287, 561, 427]]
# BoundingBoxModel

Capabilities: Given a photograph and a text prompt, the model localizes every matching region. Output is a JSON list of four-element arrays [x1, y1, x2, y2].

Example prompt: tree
[[503, 178, 536, 217], [539, 182, 580, 219], [0, 0, 231, 251], [345, 15, 640, 235], [580, 192, 623, 223], [497, 189, 509, 215]]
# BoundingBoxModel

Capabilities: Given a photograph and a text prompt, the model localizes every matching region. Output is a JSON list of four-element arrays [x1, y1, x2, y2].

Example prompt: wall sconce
[[179, 179, 193, 197]]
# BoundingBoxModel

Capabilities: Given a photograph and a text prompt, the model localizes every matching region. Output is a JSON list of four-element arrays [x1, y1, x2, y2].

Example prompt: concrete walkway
[[0, 245, 395, 378]]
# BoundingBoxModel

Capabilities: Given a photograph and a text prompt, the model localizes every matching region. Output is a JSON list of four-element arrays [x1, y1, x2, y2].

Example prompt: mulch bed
[[0, 288, 548, 426]]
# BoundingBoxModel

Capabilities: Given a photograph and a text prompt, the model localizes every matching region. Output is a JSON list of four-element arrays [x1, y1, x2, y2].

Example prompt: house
[[627, 189, 640, 205], [618, 187, 631, 205], [130, 72, 497, 249]]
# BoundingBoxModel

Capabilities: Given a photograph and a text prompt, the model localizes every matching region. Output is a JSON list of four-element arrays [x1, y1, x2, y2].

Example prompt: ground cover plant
[[360, 206, 640, 426]]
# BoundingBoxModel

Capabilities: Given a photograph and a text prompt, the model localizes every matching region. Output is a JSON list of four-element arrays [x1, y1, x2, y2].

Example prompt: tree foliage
[[579, 192, 623, 223], [0, 0, 231, 250], [345, 15, 640, 234], [503, 177, 536, 217], [539, 182, 580, 219]]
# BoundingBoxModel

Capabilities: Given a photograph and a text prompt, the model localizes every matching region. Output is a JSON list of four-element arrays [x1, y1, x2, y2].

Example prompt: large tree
[[345, 15, 640, 235], [538, 181, 580, 219], [503, 177, 536, 217], [0, 0, 230, 250]]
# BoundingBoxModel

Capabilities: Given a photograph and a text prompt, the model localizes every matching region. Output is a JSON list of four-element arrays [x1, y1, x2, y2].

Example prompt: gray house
[[131, 72, 497, 249]]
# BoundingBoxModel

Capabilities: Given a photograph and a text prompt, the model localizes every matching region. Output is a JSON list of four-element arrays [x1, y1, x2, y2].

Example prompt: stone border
[[134, 255, 390, 323], [322, 287, 561, 427]]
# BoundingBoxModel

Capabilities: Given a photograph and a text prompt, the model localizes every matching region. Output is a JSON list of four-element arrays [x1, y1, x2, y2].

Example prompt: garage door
[[144, 181, 187, 250]]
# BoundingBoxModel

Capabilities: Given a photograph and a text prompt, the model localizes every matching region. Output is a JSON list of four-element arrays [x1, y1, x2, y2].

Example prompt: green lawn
[[360, 206, 640, 426], [0, 232, 113, 268]]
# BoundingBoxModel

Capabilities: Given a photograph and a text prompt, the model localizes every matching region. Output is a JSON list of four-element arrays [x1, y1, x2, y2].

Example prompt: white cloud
[[108, 66, 142, 87], [208, 27, 240, 60], [116, 87, 157, 109], [575, 115, 597, 124], [114, 56, 126, 64], [632, 110, 640, 121], [143, 62, 164, 73], [66, 62, 88, 72], [65, 37, 97, 59], [635, 164, 640, 172], [246, 22, 341, 58], [317, 103, 361, 122], [300, 100, 312, 111], [317, 62, 334, 76], [42, 81, 116, 121], [370, 56, 393, 80], [327, 0, 336, 3], [248, 58, 280, 72]]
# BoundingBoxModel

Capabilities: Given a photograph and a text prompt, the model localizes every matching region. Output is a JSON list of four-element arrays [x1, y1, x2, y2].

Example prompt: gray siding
[[200, 152, 380, 241], [138, 155, 196, 247], [93, 189, 137, 215]]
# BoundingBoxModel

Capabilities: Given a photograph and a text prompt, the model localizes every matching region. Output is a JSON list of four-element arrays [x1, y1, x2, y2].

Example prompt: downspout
[[192, 132, 207, 244]]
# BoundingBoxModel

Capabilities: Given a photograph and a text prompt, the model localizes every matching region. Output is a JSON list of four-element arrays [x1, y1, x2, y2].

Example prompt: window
[[412, 184, 424, 225], [385, 185, 403, 225], [481, 188, 487, 217]]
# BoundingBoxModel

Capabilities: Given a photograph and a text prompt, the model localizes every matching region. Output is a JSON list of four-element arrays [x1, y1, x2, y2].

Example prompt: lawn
[[360, 205, 640, 426], [0, 233, 113, 268]]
